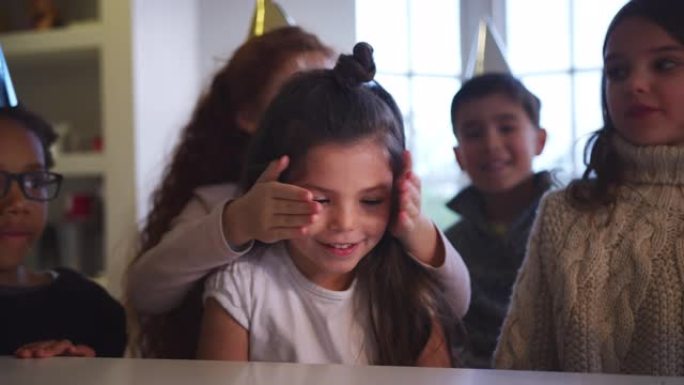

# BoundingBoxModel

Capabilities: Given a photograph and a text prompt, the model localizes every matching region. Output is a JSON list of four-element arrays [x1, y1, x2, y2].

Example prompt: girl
[[494, 0, 684, 375], [196, 43, 470, 367], [126, 27, 335, 358], [0, 106, 126, 358]]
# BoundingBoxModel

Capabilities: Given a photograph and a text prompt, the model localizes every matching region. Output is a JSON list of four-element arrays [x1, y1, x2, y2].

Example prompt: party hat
[[464, 18, 510, 79], [247, 0, 295, 38], [0, 45, 18, 108]]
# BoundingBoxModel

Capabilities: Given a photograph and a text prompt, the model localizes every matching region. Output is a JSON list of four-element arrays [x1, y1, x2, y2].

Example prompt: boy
[[0, 106, 127, 358], [445, 73, 550, 368]]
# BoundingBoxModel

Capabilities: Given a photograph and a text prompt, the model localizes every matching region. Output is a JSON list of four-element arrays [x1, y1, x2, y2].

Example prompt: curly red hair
[[128, 27, 333, 358]]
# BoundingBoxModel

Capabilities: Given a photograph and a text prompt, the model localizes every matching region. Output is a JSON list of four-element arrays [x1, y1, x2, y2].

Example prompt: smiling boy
[[445, 73, 551, 368]]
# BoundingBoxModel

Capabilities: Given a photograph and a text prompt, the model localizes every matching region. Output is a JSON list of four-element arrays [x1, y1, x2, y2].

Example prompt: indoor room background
[[0, 0, 627, 299]]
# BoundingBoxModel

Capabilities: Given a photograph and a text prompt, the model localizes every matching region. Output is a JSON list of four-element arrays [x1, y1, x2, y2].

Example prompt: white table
[[2, 357, 682, 385]]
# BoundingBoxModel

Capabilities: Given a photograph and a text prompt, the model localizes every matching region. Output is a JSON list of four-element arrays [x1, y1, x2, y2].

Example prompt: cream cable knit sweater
[[494, 135, 684, 375]]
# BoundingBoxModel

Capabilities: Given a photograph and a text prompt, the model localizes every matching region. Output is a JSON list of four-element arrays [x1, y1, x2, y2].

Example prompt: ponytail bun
[[333, 42, 376, 88]]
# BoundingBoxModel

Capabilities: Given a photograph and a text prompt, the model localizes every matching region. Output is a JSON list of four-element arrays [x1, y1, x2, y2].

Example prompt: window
[[356, 0, 628, 228], [506, 0, 628, 177], [356, 0, 462, 228]]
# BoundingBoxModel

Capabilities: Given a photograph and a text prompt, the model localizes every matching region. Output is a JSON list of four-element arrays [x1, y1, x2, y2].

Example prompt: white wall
[[131, 0, 201, 223], [123, 0, 355, 237], [197, 0, 356, 87]]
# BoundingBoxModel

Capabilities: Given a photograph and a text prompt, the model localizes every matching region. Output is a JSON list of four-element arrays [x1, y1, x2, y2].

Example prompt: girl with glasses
[[0, 106, 127, 358]]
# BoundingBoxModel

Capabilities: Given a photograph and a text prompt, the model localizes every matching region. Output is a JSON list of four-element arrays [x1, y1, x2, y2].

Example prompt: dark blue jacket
[[445, 172, 553, 368]]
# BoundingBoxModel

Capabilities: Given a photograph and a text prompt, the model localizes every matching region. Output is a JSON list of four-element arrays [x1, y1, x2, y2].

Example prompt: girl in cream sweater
[[494, 0, 684, 376]]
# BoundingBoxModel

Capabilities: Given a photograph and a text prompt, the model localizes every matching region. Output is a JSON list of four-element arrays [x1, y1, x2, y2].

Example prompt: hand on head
[[14, 339, 95, 359], [223, 156, 321, 246], [391, 151, 424, 235], [391, 150, 441, 265]]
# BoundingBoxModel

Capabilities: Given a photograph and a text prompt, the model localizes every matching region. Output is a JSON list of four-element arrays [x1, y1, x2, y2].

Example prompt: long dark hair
[[129, 27, 333, 358], [567, 0, 684, 209], [243, 43, 459, 366]]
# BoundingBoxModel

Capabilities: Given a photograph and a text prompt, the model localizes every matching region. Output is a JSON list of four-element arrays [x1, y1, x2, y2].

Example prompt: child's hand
[[14, 340, 95, 359], [391, 151, 428, 237], [391, 151, 443, 267], [223, 156, 320, 246]]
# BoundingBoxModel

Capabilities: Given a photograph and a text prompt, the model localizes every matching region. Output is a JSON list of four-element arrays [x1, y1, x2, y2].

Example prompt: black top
[[0, 267, 127, 357], [445, 172, 553, 368]]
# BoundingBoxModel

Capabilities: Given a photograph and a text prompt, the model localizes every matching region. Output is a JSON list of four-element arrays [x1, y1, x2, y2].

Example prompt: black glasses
[[0, 171, 63, 201]]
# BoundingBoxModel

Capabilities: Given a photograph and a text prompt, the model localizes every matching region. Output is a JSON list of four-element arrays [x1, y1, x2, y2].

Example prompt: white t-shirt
[[204, 242, 371, 364]]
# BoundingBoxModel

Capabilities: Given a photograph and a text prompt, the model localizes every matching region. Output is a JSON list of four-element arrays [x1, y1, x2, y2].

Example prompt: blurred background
[[0, 0, 627, 297]]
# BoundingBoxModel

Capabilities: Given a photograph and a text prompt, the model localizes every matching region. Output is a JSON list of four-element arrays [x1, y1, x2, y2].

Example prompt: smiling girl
[[196, 43, 470, 367], [494, 0, 684, 375]]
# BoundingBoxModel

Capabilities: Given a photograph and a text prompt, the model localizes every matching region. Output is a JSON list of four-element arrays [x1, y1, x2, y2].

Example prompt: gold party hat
[[464, 18, 511, 78], [247, 0, 295, 38]]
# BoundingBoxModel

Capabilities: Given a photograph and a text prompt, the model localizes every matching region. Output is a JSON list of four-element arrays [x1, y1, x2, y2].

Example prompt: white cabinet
[[1, 0, 200, 298]]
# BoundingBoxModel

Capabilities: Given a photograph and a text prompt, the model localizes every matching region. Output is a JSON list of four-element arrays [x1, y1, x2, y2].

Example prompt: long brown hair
[[243, 43, 461, 365], [567, 0, 684, 209], [129, 27, 333, 358]]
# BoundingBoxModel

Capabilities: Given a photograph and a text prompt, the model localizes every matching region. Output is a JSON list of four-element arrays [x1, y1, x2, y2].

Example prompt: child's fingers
[[398, 211, 412, 228], [397, 177, 421, 214], [36, 340, 73, 358], [400, 195, 421, 220], [15, 340, 73, 358], [269, 183, 313, 202], [391, 211, 411, 237], [408, 170, 421, 192], [393, 151, 413, 196], [255, 155, 289, 184], [272, 200, 320, 215], [68, 344, 96, 357], [398, 171, 421, 194], [41, 341, 94, 357], [402, 150, 413, 174], [258, 213, 318, 243], [15, 340, 46, 351], [397, 169, 420, 195], [14, 347, 33, 359], [403, 179, 422, 209], [14, 340, 56, 358], [269, 226, 311, 241], [271, 213, 317, 228]]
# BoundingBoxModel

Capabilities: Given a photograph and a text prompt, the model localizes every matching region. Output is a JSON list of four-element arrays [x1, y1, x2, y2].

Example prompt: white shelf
[[0, 21, 103, 60], [53, 153, 105, 176]]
